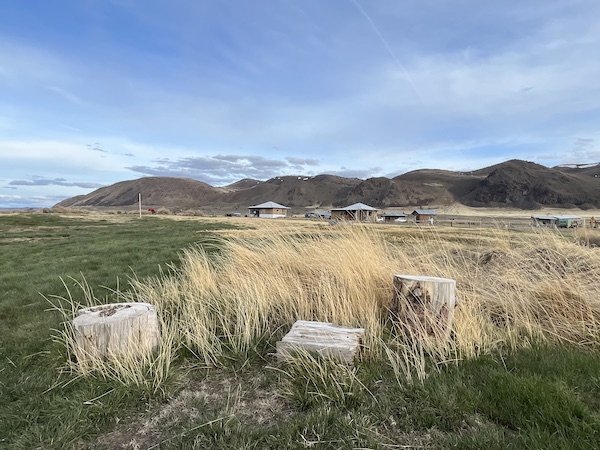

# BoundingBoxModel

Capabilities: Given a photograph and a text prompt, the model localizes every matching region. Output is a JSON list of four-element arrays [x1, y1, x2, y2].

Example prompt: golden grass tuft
[[46, 277, 177, 393], [53, 223, 600, 386]]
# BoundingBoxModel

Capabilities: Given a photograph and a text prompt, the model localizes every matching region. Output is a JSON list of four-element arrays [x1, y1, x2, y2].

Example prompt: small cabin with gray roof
[[412, 209, 437, 224], [331, 203, 379, 222], [381, 212, 408, 223], [532, 215, 581, 228], [248, 201, 289, 218]]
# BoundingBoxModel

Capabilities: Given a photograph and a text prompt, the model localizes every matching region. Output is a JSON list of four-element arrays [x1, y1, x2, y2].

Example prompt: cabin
[[555, 216, 582, 228], [531, 215, 556, 227], [531, 215, 581, 228], [331, 203, 379, 221], [412, 209, 437, 224], [380, 212, 408, 223], [305, 211, 332, 219], [248, 201, 289, 218]]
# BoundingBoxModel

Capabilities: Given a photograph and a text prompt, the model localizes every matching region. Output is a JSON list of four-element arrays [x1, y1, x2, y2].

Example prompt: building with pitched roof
[[330, 203, 379, 222], [380, 212, 408, 223], [531, 215, 581, 228], [248, 201, 289, 218], [412, 209, 437, 224]]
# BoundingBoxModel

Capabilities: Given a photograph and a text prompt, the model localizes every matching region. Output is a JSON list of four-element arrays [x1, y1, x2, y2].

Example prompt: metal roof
[[382, 212, 407, 217], [412, 209, 437, 215], [532, 216, 557, 220], [249, 201, 289, 209], [532, 215, 580, 220], [331, 202, 378, 211]]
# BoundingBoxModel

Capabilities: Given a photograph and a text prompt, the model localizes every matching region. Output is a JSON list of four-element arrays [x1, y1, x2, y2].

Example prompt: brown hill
[[56, 177, 222, 208], [462, 160, 600, 209], [396, 169, 485, 197], [55, 160, 600, 210], [221, 178, 263, 191], [335, 176, 456, 207], [221, 174, 361, 207]]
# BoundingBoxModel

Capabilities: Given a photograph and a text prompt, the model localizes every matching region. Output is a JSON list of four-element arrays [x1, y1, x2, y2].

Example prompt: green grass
[[0, 213, 237, 448], [2, 213, 600, 449]]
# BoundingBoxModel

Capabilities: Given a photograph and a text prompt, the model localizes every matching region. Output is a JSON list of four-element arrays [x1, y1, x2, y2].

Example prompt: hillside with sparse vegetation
[[56, 160, 600, 211]]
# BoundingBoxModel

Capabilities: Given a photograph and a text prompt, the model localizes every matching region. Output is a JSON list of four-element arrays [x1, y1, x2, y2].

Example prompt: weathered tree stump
[[391, 275, 457, 340], [276, 320, 364, 365], [73, 302, 159, 362]]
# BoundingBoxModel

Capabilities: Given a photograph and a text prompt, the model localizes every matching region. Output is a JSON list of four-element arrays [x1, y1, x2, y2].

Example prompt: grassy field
[[2, 213, 600, 449]]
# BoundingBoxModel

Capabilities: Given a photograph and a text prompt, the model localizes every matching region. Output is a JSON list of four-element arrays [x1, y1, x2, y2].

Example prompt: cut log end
[[73, 302, 160, 362], [392, 274, 457, 341]]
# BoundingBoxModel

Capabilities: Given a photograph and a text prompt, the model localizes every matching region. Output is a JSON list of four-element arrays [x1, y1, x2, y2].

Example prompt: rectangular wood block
[[276, 320, 364, 365]]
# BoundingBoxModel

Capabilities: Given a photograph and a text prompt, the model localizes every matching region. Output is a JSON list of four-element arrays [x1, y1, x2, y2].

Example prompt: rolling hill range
[[55, 160, 600, 211]]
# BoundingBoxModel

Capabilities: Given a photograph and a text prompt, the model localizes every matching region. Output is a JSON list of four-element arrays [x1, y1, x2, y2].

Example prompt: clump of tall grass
[[46, 277, 177, 394], [132, 226, 395, 366], [274, 350, 378, 413], [53, 223, 600, 388]]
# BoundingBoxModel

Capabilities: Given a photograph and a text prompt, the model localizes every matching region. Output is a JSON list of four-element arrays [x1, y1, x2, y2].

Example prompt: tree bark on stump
[[391, 275, 457, 340], [73, 302, 159, 362]]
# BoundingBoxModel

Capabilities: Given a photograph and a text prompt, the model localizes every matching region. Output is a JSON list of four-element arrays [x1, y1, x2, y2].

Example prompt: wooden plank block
[[276, 320, 364, 365]]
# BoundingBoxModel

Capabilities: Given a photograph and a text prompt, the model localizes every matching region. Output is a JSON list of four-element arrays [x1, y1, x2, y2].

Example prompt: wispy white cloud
[[0, 193, 66, 208], [286, 157, 319, 166], [565, 137, 600, 163], [47, 85, 89, 106], [328, 167, 383, 179], [9, 176, 103, 189]]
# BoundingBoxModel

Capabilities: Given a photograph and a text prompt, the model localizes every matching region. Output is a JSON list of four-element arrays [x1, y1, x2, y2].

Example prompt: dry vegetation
[[49, 221, 600, 391]]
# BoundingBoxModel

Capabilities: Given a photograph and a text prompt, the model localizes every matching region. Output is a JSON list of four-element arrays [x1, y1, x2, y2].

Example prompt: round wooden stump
[[391, 275, 457, 340], [73, 302, 159, 361]]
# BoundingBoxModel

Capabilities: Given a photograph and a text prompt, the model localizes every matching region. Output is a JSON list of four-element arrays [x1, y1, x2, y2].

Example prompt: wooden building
[[412, 209, 437, 224], [380, 212, 408, 223], [331, 203, 379, 221], [305, 211, 332, 219]]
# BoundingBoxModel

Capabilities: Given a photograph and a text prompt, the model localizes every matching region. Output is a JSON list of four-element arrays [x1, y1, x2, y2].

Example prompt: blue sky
[[1, 0, 600, 208]]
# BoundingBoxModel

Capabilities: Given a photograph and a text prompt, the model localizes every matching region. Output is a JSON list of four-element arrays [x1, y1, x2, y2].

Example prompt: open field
[[2, 212, 600, 449]]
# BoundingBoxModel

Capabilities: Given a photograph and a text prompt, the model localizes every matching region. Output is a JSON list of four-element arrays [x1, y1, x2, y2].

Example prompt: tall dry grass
[[53, 223, 600, 386], [129, 226, 395, 366], [46, 277, 177, 393]]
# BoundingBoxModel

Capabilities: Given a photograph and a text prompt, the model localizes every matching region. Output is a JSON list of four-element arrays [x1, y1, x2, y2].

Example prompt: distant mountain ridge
[[55, 160, 600, 210]]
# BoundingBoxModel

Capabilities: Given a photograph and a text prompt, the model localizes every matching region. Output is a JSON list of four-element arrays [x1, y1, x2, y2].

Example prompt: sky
[[2, 0, 600, 208]]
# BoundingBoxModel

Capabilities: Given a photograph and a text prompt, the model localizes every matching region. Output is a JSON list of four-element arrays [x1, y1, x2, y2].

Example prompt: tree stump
[[391, 275, 457, 340], [276, 320, 364, 365], [73, 302, 159, 362]]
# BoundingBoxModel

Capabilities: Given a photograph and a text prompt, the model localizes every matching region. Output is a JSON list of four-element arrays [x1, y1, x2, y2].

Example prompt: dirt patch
[[87, 370, 294, 450]]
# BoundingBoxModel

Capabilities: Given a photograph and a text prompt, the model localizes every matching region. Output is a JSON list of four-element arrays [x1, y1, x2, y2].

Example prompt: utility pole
[[138, 193, 142, 219]]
